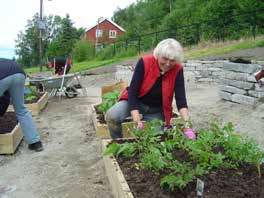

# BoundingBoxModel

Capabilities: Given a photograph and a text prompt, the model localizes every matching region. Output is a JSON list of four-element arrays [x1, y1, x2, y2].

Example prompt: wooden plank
[[121, 121, 145, 138], [121, 117, 180, 137], [101, 80, 128, 97], [92, 103, 180, 139], [91, 103, 111, 139], [101, 139, 134, 198], [0, 124, 23, 154], [8, 92, 48, 116]]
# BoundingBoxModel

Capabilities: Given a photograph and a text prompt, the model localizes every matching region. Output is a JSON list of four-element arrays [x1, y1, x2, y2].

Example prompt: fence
[[96, 8, 264, 58]]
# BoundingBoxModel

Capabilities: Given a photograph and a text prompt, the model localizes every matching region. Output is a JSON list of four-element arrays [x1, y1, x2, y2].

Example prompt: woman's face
[[158, 56, 178, 72]]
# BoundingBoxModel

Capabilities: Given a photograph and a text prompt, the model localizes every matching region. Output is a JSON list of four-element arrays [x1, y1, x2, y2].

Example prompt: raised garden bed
[[8, 92, 48, 116], [0, 112, 23, 154], [91, 103, 180, 139], [91, 103, 134, 139], [102, 121, 264, 198]]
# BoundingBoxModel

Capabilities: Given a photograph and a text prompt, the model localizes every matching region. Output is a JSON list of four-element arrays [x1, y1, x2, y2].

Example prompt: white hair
[[153, 38, 184, 62]]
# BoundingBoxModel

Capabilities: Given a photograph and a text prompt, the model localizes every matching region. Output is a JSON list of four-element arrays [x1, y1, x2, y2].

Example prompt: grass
[[24, 36, 264, 74], [184, 36, 264, 60], [24, 55, 139, 74]]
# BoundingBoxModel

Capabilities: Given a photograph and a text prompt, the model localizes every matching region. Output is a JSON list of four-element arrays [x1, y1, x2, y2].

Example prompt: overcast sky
[[0, 0, 136, 58]]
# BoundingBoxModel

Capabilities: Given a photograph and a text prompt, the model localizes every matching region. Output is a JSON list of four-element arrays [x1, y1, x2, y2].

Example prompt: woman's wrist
[[184, 119, 192, 129]]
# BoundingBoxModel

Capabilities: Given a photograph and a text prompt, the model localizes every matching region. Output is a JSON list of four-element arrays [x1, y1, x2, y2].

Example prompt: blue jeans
[[0, 73, 40, 144], [105, 100, 165, 139]]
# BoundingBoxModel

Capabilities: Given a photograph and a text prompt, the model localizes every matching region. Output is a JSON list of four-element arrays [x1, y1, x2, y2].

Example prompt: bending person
[[105, 38, 195, 139], [0, 58, 43, 152]]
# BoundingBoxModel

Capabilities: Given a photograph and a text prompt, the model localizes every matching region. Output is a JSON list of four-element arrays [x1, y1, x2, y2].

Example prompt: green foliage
[[72, 40, 95, 62], [24, 86, 38, 103], [113, 0, 264, 49], [15, 13, 83, 67], [96, 44, 116, 61], [98, 91, 120, 113], [104, 119, 264, 191]]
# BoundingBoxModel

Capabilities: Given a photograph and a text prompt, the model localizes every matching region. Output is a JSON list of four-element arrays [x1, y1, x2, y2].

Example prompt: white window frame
[[96, 29, 103, 38], [109, 30, 117, 38]]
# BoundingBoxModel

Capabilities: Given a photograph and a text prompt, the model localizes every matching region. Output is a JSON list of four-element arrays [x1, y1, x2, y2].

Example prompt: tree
[[15, 13, 84, 67], [15, 14, 40, 66]]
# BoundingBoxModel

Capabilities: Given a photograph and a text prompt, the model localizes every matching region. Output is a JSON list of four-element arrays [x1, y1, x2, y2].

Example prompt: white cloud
[[0, 0, 136, 58]]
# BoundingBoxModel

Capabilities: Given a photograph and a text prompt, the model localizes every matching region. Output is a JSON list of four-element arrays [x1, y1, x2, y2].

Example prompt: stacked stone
[[219, 62, 264, 105], [184, 60, 227, 82]]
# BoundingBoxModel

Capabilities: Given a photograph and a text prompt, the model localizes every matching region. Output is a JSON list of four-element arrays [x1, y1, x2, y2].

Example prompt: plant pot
[[8, 92, 48, 116]]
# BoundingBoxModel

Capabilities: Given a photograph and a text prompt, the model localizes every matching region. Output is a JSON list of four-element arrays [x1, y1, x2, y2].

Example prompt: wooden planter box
[[0, 124, 23, 154], [102, 139, 134, 198], [101, 80, 128, 97], [8, 92, 48, 116], [91, 103, 133, 139], [91, 103, 180, 139]]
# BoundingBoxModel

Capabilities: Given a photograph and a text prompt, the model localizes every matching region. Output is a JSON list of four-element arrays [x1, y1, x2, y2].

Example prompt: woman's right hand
[[131, 109, 141, 122]]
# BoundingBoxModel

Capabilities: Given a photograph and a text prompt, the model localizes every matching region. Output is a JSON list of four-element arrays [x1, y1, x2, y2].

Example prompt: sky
[[0, 0, 137, 59]]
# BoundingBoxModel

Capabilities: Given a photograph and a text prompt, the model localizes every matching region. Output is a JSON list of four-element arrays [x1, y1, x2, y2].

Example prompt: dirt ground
[[0, 48, 264, 198]]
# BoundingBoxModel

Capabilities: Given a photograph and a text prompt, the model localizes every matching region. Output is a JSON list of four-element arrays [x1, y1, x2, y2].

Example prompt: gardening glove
[[183, 128, 196, 140], [137, 121, 144, 129]]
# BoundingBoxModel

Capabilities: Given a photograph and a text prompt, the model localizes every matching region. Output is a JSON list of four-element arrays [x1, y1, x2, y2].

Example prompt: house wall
[[85, 20, 124, 44]]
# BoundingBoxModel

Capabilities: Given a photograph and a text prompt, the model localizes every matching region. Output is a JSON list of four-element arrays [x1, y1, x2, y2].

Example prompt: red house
[[84, 18, 125, 48]]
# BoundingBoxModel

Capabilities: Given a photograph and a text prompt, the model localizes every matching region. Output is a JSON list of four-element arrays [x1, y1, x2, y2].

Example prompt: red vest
[[120, 54, 183, 126]]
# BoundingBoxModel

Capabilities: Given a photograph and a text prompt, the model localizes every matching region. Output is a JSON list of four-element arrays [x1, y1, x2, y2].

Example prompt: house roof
[[85, 18, 126, 32]]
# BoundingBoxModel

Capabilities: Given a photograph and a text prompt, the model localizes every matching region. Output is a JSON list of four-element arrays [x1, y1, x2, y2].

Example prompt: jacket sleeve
[[174, 69, 188, 110], [128, 58, 145, 111], [0, 91, 10, 116]]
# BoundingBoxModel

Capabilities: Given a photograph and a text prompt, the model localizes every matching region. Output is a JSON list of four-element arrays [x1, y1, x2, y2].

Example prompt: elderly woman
[[105, 38, 195, 139]]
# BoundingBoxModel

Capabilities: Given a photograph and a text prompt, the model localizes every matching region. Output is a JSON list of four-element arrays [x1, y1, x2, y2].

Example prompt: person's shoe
[[28, 141, 44, 152]]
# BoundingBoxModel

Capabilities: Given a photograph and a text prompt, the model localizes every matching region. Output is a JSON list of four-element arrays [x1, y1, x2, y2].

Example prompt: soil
[[94, 104, 106, 124], [114, 138, 264, 198], [0, 112, 18, 134]]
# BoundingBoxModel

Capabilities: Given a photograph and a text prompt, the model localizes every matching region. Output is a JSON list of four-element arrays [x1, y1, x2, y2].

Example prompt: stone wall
[[184, 60, 228, 82], [219, 62, 264, 105], [184, 60, 264, 105]]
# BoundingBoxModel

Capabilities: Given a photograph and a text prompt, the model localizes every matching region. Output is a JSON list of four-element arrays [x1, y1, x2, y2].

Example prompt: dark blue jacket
[[0, 58, 25, 80], [0, 59, 25, 116]]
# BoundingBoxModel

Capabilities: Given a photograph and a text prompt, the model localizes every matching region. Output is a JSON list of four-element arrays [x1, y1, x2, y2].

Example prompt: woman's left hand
[[183, 128, 196, 140]]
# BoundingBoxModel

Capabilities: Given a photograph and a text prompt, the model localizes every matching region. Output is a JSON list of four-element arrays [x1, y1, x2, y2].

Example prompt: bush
[[72, 40, 95, 62]]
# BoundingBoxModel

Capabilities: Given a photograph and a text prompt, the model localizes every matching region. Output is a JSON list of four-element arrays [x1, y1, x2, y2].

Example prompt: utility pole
[[38, 0, 52, 72], [39, 0, 43, 72]]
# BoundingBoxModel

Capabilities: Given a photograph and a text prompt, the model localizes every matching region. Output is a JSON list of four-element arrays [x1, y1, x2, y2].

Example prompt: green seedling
[[104, 119, 264, 190], [98, 91, 120, 113]]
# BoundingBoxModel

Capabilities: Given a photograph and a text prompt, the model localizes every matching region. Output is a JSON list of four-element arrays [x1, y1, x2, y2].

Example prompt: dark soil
[[94, 105, 106, 124], [0, 112, 18, 134], [112, 139, 264, 198]]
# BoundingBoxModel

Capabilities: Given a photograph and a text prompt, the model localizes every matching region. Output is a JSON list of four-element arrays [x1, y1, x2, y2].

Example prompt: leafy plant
[[24, 86, 38, 103], [104, 119, 264, 191], [98, 91, 120, 113]]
